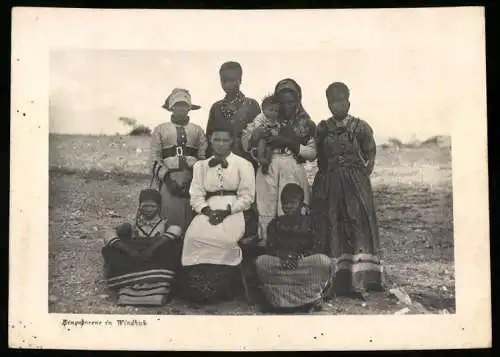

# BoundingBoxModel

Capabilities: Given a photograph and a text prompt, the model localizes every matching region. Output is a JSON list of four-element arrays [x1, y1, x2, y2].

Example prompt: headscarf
[[274, 78, 315, 142], [275, 78, 303, 101]]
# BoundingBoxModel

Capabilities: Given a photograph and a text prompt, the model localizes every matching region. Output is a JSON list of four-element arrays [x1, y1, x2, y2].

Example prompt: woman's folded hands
[[201, 205, 232, 225], [279, 252, 300, 270]]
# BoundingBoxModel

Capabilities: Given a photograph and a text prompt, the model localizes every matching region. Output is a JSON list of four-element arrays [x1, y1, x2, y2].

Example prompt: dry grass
[[49, 134, 454, 315]]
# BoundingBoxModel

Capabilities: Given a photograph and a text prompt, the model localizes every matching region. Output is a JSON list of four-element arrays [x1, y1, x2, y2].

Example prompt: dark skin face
[[171, 101, 190, 118], [220, 69, 241, 96], [262, 103, 280, 121], [140, 201, 160, 220], [210, 131, 233, 157], [277, 90, 298, 119], [328, 99, 350, 120], [281, 196, 303, 216]]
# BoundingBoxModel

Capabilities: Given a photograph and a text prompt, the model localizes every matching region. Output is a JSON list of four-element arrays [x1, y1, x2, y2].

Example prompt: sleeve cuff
[[229, 203, 244, 214]]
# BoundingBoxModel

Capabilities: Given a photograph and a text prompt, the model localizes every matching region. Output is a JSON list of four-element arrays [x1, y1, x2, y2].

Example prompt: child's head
[[261, 94, 280, 121], [280, 183, 304, 216], [326, 82, 350, 120], [219, 61, 242, 95], [138, 189, 162, 219]]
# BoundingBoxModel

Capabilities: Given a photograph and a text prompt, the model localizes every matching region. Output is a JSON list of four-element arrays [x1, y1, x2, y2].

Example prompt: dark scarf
[[171, 115, 190, 126], [220, 91, 245, 120]]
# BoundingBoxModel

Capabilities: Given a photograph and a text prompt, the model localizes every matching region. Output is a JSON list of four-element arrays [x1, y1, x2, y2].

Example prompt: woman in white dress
[[179, 121, 256, 303]]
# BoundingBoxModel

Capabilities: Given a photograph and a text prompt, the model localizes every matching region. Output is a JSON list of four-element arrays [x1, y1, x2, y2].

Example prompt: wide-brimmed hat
[[162, 88, 201, 111]]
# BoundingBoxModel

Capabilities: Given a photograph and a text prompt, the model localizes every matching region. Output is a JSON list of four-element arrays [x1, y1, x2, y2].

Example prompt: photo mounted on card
[[9, 6, 491, 351]]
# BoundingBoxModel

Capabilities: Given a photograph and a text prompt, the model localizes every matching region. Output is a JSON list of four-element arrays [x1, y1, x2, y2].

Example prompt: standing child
[[205, 61, 261, 164], [150, 88, 208, 231], [102, 189, 183, 306]]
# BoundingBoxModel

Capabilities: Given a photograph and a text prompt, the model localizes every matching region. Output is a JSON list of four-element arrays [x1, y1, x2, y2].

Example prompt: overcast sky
[[49, 8, 484, 144]]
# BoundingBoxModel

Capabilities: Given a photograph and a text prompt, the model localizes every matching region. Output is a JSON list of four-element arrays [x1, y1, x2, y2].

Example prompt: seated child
[[255, 183, 333, 313], [101, 188, 183, 306]]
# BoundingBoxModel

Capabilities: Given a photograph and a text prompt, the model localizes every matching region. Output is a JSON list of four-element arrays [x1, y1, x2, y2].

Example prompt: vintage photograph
[[11, 6, 490, 350], [49, 47, 454, 315]]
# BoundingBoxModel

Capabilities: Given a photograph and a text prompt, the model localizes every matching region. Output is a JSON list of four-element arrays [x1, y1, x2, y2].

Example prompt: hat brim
[[162, 104, 201, 111]]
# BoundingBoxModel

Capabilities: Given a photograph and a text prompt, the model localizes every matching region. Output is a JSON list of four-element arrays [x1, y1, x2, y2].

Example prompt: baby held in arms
[[254, 94, 281, 174]]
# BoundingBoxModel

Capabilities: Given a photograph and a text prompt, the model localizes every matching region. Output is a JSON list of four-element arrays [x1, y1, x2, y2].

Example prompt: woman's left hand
[[208, 205, 231, 225]]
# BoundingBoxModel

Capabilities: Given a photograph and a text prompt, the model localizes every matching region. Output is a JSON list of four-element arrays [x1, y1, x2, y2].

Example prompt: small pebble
[[49, 295, 58, 303], [394, 307, 411, 315], [99, 294, 109, 299], [361, 303, 367, 308]]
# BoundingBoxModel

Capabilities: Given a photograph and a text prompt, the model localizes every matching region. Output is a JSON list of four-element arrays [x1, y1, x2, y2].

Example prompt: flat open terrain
[[49, 134, 454, 315]]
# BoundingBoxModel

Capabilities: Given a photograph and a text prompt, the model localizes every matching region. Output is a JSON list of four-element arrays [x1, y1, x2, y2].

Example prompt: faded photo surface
[[10, 7, 490, 350]]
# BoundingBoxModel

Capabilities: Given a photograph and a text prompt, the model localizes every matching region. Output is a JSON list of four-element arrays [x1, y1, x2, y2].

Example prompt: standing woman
[[243, 79, 316, 245], [311, 82, 383, 297], [180, 121, 256, 304], [150, 88, 208, 231]]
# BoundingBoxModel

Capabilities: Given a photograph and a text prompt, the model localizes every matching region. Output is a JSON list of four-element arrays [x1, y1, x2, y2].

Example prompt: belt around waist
[[161, 146, 198, 159], [205, 190, 237, 199]]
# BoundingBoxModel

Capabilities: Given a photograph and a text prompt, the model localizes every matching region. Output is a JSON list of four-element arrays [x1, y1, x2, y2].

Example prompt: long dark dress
[[311, 115, 383, 294]]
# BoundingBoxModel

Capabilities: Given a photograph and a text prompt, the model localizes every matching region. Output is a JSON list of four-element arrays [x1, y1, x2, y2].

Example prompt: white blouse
[[189, 153, 255, 214]]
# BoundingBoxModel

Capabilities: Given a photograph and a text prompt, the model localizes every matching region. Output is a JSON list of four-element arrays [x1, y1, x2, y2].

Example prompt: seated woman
[[255, 183, 333, 313], [180, 121, 256, 304], [101, 188, 183, 306]]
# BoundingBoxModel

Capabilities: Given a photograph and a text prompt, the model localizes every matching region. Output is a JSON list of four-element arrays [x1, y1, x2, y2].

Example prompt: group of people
[[101, 61, 384, 313]]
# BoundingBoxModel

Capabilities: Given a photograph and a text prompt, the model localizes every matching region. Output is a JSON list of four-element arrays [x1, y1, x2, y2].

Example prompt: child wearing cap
[[150, 88, 208, 231], [101, 188, 184, 306]]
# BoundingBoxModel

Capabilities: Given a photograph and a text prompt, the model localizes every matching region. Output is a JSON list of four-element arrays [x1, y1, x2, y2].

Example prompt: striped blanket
[[102, 237, 182, 306]]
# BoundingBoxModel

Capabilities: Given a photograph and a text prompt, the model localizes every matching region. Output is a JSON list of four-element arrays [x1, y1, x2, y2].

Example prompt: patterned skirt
[[255, 254, 333, 308], [102, 238, 182, 306], [180, 264, 239, 304]]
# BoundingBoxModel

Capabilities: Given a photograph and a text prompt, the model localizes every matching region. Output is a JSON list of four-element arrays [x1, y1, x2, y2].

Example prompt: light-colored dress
[[150, 120, 208, 231], [242, 112, 316, 243], [182, 153, 256, 267], [179, 153, 256, 303]]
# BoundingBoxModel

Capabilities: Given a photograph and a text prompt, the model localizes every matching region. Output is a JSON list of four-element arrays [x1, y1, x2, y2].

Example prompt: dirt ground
[[49, 134, 455, 315]]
